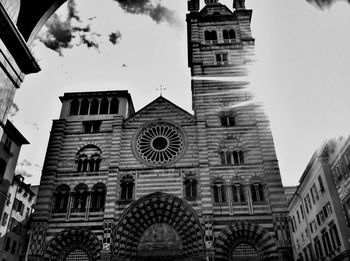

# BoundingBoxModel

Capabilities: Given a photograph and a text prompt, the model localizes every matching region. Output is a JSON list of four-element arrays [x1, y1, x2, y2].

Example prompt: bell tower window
[[76, 145, 102, 172], [70, 99, 79, 116], [80, 99, 89, 115], [100, 98, 109, 114], [90, 98, 99, 115]]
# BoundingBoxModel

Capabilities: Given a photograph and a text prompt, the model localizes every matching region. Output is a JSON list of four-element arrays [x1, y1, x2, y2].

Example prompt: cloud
[[109, 31, 122, 45], [8, 103, 19, 118], [306, 0, 350, 8], [18, 159, 32, 167], [15, 169, 33, 178], [114, 0, 181, 27], [38, 0, 100, 55]]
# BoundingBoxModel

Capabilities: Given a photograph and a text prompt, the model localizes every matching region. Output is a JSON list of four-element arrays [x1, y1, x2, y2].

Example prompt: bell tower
[[187, 0, 293, 260]]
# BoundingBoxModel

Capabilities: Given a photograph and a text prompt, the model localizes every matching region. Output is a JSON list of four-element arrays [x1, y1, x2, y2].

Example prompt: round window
[[134, 122, 185, 165]]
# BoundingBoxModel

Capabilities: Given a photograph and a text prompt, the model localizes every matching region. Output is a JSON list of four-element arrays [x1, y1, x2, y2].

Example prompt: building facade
[[28, 1, 292, 260], [288, 140, 350, 261], [0, 120, 29, 229], [0, 174, 37, 261], [328, 136, 350, 230], [0, 0, 40, 223]]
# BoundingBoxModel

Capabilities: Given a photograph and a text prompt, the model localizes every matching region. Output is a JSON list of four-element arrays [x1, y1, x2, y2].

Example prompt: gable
[[124, 96, 195, 128]]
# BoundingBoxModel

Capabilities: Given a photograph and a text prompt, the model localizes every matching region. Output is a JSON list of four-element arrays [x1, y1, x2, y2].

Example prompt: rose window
[[135, 122, 185, 165]]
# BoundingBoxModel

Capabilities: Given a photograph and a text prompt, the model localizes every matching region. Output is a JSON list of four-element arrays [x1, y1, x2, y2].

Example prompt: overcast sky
[[11, 0, 350, 186]]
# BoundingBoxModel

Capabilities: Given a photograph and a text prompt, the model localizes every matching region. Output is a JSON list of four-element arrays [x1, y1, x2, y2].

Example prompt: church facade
[[28, 1, 292, 260]]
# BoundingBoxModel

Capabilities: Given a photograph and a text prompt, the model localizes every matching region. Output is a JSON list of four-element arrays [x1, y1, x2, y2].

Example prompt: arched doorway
[[111, 192, 205, 261], [43, 227, 102, 260], [137, 223, 184, 261], [214, 222, 278, 261]]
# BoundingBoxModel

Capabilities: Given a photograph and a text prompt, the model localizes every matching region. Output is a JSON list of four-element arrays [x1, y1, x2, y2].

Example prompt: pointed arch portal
[[111, 192, 205, 261], [43, 227, 102, 261], [214, 222, 278, 261]]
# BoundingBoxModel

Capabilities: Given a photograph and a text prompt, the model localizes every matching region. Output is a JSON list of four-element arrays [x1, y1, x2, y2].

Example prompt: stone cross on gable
[[157, 85, 166, 96]]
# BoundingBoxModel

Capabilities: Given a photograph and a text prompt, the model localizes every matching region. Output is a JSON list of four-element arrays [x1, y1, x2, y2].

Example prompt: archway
[[43, 227, 102, 260], [111, 192, 205, 261], [214, 222, 278, 261], [16, 0, 201, 43]]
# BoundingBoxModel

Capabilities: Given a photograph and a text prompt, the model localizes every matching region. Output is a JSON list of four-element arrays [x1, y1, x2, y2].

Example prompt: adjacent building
[[0, 120, 29, 227], [0, 0, 39, 225], [288, 139, 350, 261], [0, 174, 37, 261], [28, 1, 292, 260], [328, 136, 350, 229]]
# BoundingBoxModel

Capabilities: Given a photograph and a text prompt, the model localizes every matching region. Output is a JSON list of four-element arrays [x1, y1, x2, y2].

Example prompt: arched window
[[223, 29, 229, 40], [205, 31, 211, 41], [72, 184, 88, 212], [211, 31, 217, 41], [90, 98, 99, 115], [232, 185, 238, 202], [204, 30, 217, 41], [232, 183, 246, 203], [251, 183, 265, 203], [184, 178, 197, 199], [213, 180, 226, 203], [76, 145, 102, 173], [239, 184, 246, 202], [80, 99, 89, 115], [109, 97, 119, 114], [258, 184, 265, 202], [100, 98, 109, 114], [220, 151, 245, 165], [223, 29, 236, 41], [233, 151, 239, 164], [54, 184, 70, 212], [229, 29, 236, 39], [89, 154, 101, 172], [120, 175, 134, 200], [70, 99, 79, 116], [90, 183, 106, 211], [238, 151, 245, 164], [76, 155, 88, 172]]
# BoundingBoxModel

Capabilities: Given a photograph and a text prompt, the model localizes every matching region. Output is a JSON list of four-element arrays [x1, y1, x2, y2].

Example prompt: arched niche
[[111, 192, 205, 261]]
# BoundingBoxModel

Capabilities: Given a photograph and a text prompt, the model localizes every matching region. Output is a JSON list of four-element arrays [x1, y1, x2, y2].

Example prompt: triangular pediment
[[124, 96, 195, 127]]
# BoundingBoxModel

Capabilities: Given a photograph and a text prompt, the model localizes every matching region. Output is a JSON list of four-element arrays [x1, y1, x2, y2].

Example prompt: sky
[[11, 0, 350, 186]]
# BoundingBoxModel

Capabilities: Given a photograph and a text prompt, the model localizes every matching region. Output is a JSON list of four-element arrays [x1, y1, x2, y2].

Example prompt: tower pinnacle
[[233, 0, 246, 9]]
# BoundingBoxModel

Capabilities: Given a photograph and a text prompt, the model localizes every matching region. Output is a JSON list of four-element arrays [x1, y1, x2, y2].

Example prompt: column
[[66, 193, 73, 221], [85, 192, 92, 220]]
